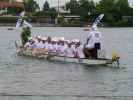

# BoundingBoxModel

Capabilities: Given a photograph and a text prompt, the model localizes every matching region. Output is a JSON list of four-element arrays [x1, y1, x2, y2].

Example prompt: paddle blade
[[92, 14, 104, 27], [23, 20, 32, 28]]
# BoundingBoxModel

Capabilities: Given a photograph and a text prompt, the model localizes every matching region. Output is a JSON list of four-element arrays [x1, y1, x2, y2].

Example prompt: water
[[0, 27, 133, 100]]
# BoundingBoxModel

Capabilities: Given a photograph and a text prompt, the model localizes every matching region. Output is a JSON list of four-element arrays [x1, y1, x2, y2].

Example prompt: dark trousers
[[84, 43, 101, 59], [84, 48, 94, 58], [94, 43, 101, 58]]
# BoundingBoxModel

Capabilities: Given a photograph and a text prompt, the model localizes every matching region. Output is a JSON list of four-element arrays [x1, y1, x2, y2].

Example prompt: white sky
[[34, 0, 132, 8], [35, 0, 100, 8]]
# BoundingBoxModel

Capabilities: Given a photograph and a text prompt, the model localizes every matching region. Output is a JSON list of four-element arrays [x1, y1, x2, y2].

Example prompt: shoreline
[[0, 23, 133, 28]]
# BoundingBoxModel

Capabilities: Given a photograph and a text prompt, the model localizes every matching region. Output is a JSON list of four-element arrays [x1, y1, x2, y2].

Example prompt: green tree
[[43, 1, 50, 12], [42, 1, 57, 18], [24, 0, 39, 13], [48, 8, 58, 19], [116, 0, 130, 16], [66, 0, 79, 15], [96, 0, 132, 26], [34, 1, 57, 20], [65, 0, 96, 22], [78, 0, 96, 21], [96, 0, 119, 25]]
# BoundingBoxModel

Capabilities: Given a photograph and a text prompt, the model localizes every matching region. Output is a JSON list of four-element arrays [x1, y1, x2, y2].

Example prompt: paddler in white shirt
[[65, 40, 75, 58], [51, 37, 58, 53], [35, 36, 44, 49], [24, 37, 36, 49], [24, 37, 32, 48], [71, 39, 76, 50], [32, 36, 44, 56], [74, 40, 85, 59], [45, 36, 53, 52], [41, 37, 47, 49], [40, 37, 48, 54], [57, 37, 66, 56]]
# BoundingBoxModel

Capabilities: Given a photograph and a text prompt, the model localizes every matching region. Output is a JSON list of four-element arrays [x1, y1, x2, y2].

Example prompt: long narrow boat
[[15, 42, 120, 67]]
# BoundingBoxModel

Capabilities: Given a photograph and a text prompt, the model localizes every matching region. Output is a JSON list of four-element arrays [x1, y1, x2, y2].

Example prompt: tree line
[[66, 0, 133, 26], [7, 0, 133, 26]]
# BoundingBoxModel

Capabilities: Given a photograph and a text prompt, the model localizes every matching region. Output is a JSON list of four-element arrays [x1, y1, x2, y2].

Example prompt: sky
[[35, 0, 100, 8], [34, 0, 132, 9]]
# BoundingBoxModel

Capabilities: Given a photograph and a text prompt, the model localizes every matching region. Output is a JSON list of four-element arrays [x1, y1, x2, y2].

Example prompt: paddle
[[92, 14, 104, 27], [84, 14, 104, 31], [16, 11, 32, 28]]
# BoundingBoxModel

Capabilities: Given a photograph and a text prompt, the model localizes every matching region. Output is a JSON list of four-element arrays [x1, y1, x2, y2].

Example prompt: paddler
[[74, 40, 85, 59], [57, 37, 66, 56], [65, 40, 75, 58], [24, 37, 36, 49], [42, 37, 47, 48], [51, 37, 58, 53], [35, 36, 44, 49], [45, 36, 53, 52]]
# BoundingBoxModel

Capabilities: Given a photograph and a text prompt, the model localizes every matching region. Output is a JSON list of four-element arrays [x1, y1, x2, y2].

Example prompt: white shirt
[[57, 44, 66, 56], [71, 44, 76, 50], [51, 44, 58, 52], [35, 41, 44, 49], [43, 42, 48, 49], [75, 45, 85, 58], [85, 43, 94, 49], [65, 46, 74, 58], [45, 43, 53, 51], [93, 30, 102, 43], [24, 42, 37, 49], [86, 30, 102, 48]]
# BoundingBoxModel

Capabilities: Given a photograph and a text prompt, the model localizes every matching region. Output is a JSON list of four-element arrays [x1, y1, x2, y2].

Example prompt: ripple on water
[[0, 27, 133, 99]]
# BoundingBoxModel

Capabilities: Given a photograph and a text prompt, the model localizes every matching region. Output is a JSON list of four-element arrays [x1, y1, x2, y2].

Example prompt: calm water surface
[[0, 27, 133, 100]]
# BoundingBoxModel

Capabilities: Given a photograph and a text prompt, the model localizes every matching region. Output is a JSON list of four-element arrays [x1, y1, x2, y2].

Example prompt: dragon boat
[[15, 13, 120, 67], [15, 42, 120, 67]]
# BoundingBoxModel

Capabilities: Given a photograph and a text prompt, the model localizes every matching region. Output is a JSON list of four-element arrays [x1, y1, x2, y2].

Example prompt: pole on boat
[[58, 0, 60, 17]]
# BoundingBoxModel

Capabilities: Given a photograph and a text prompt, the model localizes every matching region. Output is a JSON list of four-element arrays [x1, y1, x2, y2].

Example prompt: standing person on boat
[[84, 25, 102, 59], [84, 14, 104, 59], [92, 25, 102, 58]]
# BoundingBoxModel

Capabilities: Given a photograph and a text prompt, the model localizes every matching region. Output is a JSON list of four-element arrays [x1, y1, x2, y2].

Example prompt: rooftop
[[0, 1, 24, 8]]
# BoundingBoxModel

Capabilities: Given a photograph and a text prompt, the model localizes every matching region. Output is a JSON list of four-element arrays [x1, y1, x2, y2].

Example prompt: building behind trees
[[0, 0, 24, 15]]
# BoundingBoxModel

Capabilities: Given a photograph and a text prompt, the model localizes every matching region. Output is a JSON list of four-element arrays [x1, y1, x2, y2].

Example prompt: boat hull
[[16, 48, 116, 66]]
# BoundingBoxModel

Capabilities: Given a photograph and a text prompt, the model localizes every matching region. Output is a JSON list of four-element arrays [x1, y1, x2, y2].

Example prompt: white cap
[[59, 37, 65, 41], [52, 37, 58, 42], [66, 40, 71, 43], [75, 39, 80, 43], [71, 39, 75, 42], [37, 35, 41, 39], [91, 25, 98, 31], [72, 39, 80, 43], [42, 37, 47, 41]]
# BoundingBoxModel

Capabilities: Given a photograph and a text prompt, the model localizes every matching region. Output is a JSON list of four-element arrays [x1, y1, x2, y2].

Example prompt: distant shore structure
[[129, 1, 133, 8], [0, 0, 24, 15]]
